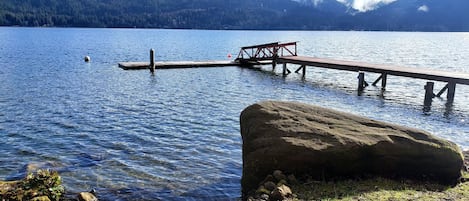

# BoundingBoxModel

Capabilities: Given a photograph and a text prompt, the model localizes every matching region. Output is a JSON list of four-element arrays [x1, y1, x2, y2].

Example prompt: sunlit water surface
[[0, 28, 468, 200]]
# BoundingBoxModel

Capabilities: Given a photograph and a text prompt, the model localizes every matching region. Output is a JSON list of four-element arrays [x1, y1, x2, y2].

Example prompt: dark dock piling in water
[[150, 49, 155, 74]]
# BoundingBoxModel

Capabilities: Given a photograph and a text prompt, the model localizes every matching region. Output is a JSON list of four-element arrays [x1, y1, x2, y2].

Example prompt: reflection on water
[[0, 28, 468, 200]]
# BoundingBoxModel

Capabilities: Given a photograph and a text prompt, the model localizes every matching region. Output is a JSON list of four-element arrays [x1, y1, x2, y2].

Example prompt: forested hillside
[[0, 0, 468, 31]]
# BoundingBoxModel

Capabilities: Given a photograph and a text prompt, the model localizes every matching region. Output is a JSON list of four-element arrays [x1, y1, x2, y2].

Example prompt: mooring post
[[358, 71, 365, 91], [447, 82, 456, 104], [424, 82, 435, 107], [150, 49, 155, 74]]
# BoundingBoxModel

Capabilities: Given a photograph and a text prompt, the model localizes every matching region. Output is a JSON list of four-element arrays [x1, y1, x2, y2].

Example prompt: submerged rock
[[78, 192, 98, 201], [240, 101, 464, 195]]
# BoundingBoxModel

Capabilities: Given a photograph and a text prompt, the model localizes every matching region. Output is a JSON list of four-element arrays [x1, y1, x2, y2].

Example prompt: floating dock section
[[118, 60, 240, 70]]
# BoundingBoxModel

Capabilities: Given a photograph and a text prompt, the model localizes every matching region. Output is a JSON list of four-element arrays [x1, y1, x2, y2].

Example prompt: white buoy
[[84, 56, 91, 62]]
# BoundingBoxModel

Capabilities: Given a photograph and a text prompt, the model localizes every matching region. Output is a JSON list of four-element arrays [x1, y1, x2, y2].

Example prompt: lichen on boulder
[[240, 101, 464, 196], [0, 169, 64, 201]]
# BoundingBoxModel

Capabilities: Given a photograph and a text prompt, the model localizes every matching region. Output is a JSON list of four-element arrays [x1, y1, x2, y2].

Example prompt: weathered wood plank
[[277, 56, 469, 85]]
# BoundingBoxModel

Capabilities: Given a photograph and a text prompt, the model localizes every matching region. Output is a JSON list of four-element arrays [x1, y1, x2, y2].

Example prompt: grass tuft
[[292, 173, 469, 201]]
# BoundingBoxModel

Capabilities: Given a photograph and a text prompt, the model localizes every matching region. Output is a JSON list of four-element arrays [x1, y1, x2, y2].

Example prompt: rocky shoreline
[[0, 169, 97, 201], [2, 158, 468, 201], [245, 150, 469, 201], [0, 169, 63, 201]]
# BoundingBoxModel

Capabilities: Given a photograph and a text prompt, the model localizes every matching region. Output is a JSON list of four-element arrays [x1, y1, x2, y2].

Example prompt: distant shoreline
[[1, 26, 469, 33]]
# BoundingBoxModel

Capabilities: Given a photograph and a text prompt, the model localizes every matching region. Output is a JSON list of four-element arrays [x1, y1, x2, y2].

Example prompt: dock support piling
[[150, 49, 155, 74], [302, 65, 306, 77], [447, 82, 456, 103], [358, 72, 366, 91], [282, 63, 287, 76], [294, 65, 306, 78], [372, 73, 387, 90], [381, 73, 387, 90], [435, 82, 456, 103], [424, 82, 435, 107]]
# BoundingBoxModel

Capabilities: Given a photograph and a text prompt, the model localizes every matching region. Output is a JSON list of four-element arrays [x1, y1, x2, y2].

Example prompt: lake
[[0, 27, 468, 200]]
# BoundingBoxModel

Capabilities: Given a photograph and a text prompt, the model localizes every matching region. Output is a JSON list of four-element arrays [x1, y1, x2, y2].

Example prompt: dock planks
[[118, 60, 239, 70], [277, 56, 469, 85]]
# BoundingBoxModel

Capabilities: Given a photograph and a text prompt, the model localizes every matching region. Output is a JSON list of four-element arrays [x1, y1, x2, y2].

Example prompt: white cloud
[[313, 0, 324, 7], [336, 0, 350, 6], [418, 5, 429, 12], [337, 0, 398, 12]]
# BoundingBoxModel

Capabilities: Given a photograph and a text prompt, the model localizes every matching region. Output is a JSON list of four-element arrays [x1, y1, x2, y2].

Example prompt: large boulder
[[240, 101, 464, 195]]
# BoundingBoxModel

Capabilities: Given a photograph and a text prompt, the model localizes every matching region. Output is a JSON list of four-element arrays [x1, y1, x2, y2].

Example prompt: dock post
[[282, 63, 287, 76], [358, 72, 365, 91], [302, 65, 306, 77], [381, 73, 387, 90], [371, 73, 387, 90], [294, 65, 306, 77], [424, 82, 435, 107], [447, 82, 456, 104], [150, 49, 155, 74], [272, 53, 278, 71]]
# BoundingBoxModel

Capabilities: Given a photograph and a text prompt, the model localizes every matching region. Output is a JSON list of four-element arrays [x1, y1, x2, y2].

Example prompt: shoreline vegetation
[[0, 169, 63, 201], [1, 153, 467, 201], [1, 0, 468, 31]]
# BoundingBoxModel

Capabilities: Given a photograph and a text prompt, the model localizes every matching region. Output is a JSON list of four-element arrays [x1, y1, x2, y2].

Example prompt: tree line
[[0, 0, 468, 31]]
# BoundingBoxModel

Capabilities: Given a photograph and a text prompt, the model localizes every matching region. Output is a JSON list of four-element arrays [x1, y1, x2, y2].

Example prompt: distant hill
[[0, 0, 468, 31]]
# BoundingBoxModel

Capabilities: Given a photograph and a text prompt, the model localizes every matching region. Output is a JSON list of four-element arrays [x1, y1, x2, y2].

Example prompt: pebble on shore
[[248, 170, 295, 201]]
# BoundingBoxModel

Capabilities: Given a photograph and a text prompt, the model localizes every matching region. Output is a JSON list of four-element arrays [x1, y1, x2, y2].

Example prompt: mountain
[[350, 0, 469, 31], [0, 0, 468, 31]]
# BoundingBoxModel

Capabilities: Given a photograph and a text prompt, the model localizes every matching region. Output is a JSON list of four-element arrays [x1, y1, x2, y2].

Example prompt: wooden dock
[[118, 60, 240, 70], [276, 56, 469, 85], [235, 42, 469, 105], [119, 43, 469, 106]]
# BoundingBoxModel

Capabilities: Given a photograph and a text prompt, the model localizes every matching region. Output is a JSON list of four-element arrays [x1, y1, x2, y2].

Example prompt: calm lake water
[[0, 27, 468, 200]]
